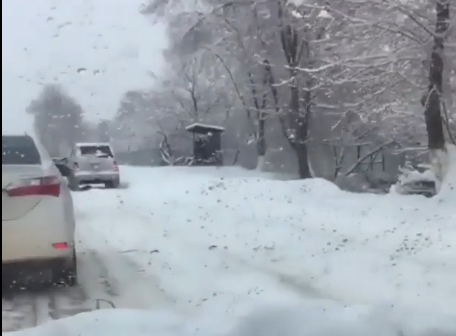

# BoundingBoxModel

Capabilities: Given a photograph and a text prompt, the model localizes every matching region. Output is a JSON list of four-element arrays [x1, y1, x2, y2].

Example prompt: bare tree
[[164, 52, 229, 122], [206, 6, 273, 171], [112, 90, 160, 152], [141, 0, 456, 181], [97, 119, 112, 142], [26, 84, 85, 156]]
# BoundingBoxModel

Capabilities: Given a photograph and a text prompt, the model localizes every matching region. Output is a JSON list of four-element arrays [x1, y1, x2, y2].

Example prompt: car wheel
[[68, 176, 80, 191], [105, 179, 120, 189], [66, 249, 78, 286], [53, 248, 78, 287]]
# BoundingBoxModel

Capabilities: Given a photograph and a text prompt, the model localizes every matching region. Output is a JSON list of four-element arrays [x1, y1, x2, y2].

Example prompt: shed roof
[[185, 123, 225, 134]]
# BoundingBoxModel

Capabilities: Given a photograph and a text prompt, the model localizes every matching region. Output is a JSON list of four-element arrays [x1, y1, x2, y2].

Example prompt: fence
[[324, 143, 405, 179], [115, 148, 164, 166]]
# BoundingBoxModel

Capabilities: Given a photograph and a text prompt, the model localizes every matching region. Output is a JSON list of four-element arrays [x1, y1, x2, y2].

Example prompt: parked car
[[2, 134, 77, 286], [67, 142, 120, 189], [396, 179, 437, 198], [52, 157, 73, 187], [394, 166, 437, 198]]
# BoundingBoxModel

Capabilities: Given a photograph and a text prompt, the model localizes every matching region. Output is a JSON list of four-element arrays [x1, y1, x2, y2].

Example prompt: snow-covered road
[[75, 183, 323, 316], [2, 286, 89, 332], [2, 245, 163, 332], [3, 203, 178, 332], [3, 171, 318, 333], [2, 157, 456, 335]]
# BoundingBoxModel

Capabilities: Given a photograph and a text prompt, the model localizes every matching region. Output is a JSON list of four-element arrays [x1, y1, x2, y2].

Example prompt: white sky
[[2, 0, 168, 134]]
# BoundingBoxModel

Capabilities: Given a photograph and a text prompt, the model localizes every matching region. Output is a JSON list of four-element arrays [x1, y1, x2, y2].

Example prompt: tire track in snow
[[78, 247, 175, 310], [76, 204, 177, 311], [2, 293, 35, 332], [2, 249, 113, 332], [214, 248, 326, 300], [2, 286, 92, 332], [77, 249, 120, 300]]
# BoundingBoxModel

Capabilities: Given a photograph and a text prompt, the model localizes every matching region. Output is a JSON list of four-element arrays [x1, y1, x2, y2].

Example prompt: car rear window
[[79, 145, 113, 157], [2, 136, 41, 165]]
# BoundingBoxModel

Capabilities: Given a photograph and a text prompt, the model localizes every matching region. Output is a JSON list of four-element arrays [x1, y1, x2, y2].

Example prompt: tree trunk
[[296, 144, 311, 178], [276, 4, 313, 179], [256, 115, 267, 171], [290, 81, 312, 179], [422, 0, 450, 182]]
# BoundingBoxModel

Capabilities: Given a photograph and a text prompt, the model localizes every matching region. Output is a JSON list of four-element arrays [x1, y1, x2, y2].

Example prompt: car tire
[[53, 248, 78, 287], [105, 179, 120, 189], [68, 176, 80, 191], [66, 248, 78, 286]]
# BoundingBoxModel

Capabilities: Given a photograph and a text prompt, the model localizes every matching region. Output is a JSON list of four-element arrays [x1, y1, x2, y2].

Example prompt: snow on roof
[[76, 142, 111, 147], [185, 123, 225, 134]]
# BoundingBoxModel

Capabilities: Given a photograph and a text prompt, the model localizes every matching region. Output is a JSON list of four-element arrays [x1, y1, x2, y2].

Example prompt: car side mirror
[[55, 162, 72, 177]]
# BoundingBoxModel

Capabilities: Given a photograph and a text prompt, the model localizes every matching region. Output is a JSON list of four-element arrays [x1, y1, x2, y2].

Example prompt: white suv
[[2, 134, 77, 286], [68, 142, 120, 189]]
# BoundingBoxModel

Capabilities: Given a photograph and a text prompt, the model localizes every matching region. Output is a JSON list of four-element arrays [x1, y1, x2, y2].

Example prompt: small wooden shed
[[185, 123, 225, 166]]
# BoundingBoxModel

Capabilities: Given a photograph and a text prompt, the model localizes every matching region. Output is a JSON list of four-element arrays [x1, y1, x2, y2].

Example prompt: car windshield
[[79, 145, 113, 157], [2, 1, 455, 335], [2, 136, 41, 165]]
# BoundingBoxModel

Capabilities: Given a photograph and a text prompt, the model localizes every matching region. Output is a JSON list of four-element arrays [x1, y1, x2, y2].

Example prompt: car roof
[[2, 134, 36, 144]]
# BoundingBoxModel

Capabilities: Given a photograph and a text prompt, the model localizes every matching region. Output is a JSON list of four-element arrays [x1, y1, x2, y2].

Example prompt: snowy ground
[[2, 148, 456, 336]]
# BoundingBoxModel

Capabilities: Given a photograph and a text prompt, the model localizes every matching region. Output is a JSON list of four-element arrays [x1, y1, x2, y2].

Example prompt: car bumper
[[2, 257, 70, 270], [74, 171, 119, 184], [2, 198, 75, 263], [2, 240, 73, 265], [2, 257, 71, 285]]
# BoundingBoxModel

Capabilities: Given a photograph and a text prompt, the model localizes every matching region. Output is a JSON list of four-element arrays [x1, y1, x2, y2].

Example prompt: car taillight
[[52, 242, 69, 250], [6, 176, 61, 197], [113, 161, 119, 171]]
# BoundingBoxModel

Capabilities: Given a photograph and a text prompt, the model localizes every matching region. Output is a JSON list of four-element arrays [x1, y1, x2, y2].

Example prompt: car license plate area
[[2, 265, 53, 288], [20, 269, 52, 284], [92, 164, 99, 170]]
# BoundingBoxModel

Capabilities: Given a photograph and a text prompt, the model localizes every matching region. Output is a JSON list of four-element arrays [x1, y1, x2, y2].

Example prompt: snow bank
[[229, 301, 456, 336], [4, 301, 456, 336], [53, 165, 456, 336], [86, 166, 454, 312], [1, 309, 187, 336]]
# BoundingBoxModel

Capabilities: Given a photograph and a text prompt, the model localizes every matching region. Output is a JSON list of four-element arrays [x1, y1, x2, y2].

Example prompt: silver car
[[68, 142, 120, 189], [2, 134, 77, 286]]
